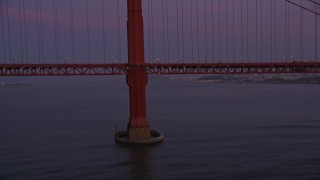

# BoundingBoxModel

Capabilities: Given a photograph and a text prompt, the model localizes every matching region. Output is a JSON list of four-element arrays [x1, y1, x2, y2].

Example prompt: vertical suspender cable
[[86, 0, 91, 63], [315, 3, 318, 60], [241, 0, 243, 62], [196, 0, 199, 61], [301, 1, 304, 59], [233, 0, 235, 63], [39, 0, 44, 63], [53, 0, 58, 63], [166, 0, 170, 62], [70, 0, 75, 63], [260, 0, 263, 61], [151, 0, 155, 62], [300, 0, 303, 59], [181, 0, 185, 62], [219, 0, 221, 60], [55, 0, 60, 63], [255, 0, 258, 62], [6, 0, 12, 63], [147, 0, 151, 62], [270, 0, 273, 61], [205, 0, 208, 62], [18, 0, 24, 64], [288, 2, 291, 60], [246, 0, 249, 62], [22, 0, 28, 63], [274, 0, 277, 61], [161, 0, 166, 62], [191, 0, 194, 62], [176, 0, 180, 62], [285, 1, 288, 61], [0, 0, 6, 63], [211, 0, 215, 62], [101, 0, 106, 63], [226, 0, 229, 61], [36, 0, 41, 63]]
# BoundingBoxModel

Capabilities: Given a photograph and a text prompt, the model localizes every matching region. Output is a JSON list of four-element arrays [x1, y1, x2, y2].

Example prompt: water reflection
[[127, 147, 152, 180]]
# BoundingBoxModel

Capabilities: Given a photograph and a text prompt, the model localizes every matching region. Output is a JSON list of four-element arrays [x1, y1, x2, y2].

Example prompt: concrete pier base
[[115, 130, 164, 145]]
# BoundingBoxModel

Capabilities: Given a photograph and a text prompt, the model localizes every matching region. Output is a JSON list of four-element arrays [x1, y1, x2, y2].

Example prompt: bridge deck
[[0, 62, 320, 76]]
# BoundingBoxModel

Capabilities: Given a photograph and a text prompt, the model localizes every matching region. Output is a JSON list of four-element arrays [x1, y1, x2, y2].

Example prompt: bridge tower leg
[[115, 0, 163, 144]]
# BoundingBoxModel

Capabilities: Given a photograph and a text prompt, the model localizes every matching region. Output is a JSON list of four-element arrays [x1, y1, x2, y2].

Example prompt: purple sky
[[0, 0, 319, 64]]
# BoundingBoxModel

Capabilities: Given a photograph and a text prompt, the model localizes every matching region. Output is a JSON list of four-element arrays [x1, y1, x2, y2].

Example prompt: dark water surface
[[1, 76, 320, 179]]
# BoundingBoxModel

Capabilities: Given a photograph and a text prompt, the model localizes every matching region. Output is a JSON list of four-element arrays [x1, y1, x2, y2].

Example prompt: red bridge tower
[[115, 0, 164, 144]]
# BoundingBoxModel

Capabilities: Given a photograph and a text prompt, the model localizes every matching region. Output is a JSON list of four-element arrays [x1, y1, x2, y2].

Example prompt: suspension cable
[[260, 0, 263, 61], [274, 0, 277, 61], [36, 0, 41, 63], [255, 0, 258, 61], [219, 0, 221, 60], [246, 0, 249, 62], [0, 0, 6, 63], [181, 0, 185, 62], [101, 0, 106, 63], [70, 0, 75, 63], [147, 0, 151, 62], [176, 0, 180, 62], [39, 0, 44, 63], [205, 0, 208, 62], [23, 0, 28, 63], [285, 1, 288, 61], [270, 0, 273, 61], [232, 0, 235, 63], [286, 0, 320, 15], [117, 0, 121, 62], [161, 0, 165, 62], [86, 0, 92, 63], [288, 2, 291, 60], [191, 0, 194, 62], [300, 0, 303, 59], [211, 0, 214, 62], [315, 2, 318, 60], [241, 0, 243, 62], [166, 0, 170, 62], [18, 0, 24, 64], [151, 0, 155, 62], [226, 0, 229, 61], [53, 0, 59, 63], [6, 0, 12, 63], [196, 0, 199, 62]]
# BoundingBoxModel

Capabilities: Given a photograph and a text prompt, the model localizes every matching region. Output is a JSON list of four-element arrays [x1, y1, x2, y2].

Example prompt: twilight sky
[[0, 0, 319, 64]]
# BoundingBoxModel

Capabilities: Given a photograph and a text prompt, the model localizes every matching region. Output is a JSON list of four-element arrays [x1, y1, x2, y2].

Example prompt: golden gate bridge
[[0, 0, 319, 144]]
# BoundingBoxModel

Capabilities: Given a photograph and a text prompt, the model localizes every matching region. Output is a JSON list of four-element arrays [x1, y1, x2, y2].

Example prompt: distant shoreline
[[191, 75, 320, 85], [0, 82, 34, 88]]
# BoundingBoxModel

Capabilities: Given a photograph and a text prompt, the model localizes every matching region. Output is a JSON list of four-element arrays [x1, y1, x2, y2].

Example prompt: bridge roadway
[[0, 62, 320, 76]]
